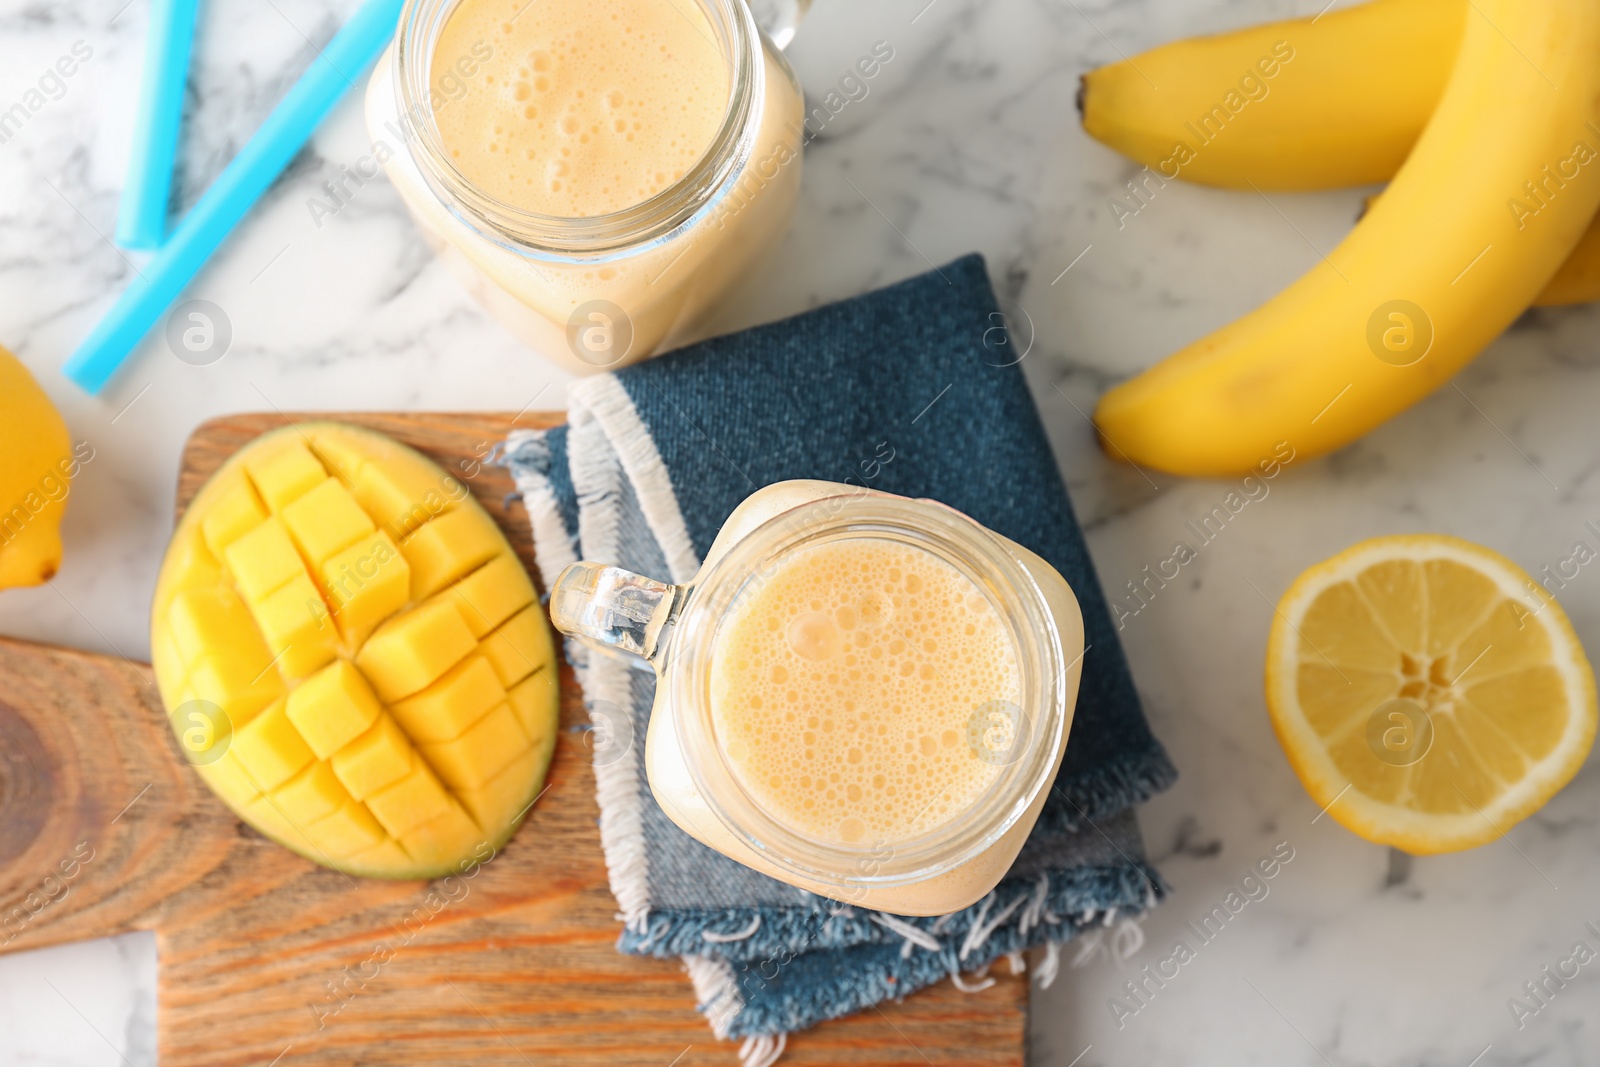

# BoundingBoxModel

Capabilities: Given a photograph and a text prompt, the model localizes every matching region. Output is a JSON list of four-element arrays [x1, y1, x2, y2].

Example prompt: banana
[[1538, 214, 1600, 307], [1093, 1, 1600, 477], [1093, 0, 1600, 308], [1080, 0, 1462, 190], [1362, 193, 1600, 307]]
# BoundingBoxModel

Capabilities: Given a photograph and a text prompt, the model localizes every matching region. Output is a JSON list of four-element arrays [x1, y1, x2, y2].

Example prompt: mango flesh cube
[[302, 800, 386, 859], [201, 478, 267, 558], [366, 755, 453, 837], [225, 518, 306, 603], [232, 699, 315, 791], [197, 750, 262, 811], [434, 553, 536, 638], [186, 648, 286, 729], [273, 760, 353, 825], [356, 599, 477, 702], [305, 427, 369, 482], [401, 508, 505, 601], [286, 660, 383, 759], [245, 439, 328, 512], [281, 478, 375, 566], [331, 712, 414, 800], [400, 802, 481, 869], [156, 424, 562, 879], [167, 587, 262, 666], [506, 670, 559, 744], [457, 745, 543, 831], [420, 702, 530, 791], [251, 574, 340, 681], [479, 606, 556, 687], [359, 451, 450, 530], [390, 654, 505, 744], [339, 448, 459, 540], [320, 531, 410, 647], [168, 689, 234, 762]]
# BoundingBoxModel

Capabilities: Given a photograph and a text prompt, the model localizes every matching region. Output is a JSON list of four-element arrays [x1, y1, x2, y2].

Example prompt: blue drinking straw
[[116, 0, 200, 250], [65, 0, 406, 395]]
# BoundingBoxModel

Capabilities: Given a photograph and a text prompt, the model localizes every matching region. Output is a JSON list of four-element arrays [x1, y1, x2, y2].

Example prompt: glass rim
[[391, 0, 764, 258], [666, 491, 1072, 893]]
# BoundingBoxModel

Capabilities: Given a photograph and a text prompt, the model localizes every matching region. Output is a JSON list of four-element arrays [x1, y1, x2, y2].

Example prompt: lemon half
[[1266, 534, 1596, 854]]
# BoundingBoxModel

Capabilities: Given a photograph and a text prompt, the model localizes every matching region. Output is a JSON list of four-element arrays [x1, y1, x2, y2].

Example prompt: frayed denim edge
[[621, 861, 1168, 962]]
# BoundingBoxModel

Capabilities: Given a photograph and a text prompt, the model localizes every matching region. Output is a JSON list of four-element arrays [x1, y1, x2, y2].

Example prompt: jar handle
[[549, 561, 685, 666], [747, 0, 811, 50]]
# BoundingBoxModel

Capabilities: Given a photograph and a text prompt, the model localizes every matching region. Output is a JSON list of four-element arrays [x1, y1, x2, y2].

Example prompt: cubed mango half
[[153, 423, 562, 879]]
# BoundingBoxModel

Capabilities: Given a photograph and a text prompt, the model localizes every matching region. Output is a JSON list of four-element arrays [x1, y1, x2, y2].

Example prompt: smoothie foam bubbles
[[708, 538, 1022, 848], [432, 0, 731, 217]]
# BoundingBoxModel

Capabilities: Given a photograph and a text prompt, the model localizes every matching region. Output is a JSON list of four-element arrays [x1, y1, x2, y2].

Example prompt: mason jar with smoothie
[[367, 0, 806, 373], [550, 481, 1086, 916]]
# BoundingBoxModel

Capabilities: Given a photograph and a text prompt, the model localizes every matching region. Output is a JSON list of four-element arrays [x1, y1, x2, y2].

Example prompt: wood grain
[[0, 412, 1027, 1066]]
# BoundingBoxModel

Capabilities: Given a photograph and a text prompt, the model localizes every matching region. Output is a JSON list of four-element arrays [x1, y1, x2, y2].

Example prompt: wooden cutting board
[[0, 412, 1026, 1066]]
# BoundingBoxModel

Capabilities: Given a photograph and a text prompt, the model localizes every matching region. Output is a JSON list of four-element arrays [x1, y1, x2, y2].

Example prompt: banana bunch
[[1083, 0, 1600, 476]]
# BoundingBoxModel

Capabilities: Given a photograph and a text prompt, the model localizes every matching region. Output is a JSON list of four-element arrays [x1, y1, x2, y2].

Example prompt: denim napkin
[[505, 255, 1175, 1064]]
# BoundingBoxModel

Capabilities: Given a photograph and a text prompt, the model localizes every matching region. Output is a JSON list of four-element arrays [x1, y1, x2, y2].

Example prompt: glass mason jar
[[365, 0, 807, 374], [549, 481, 1085, 916]]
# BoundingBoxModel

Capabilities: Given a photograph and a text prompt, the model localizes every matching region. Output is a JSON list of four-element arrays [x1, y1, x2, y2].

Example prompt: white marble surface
[[2, 0, 1599, 1064]]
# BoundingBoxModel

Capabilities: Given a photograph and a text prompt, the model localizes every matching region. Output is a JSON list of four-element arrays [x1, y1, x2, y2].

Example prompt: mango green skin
[[1094, 0, 1600, 477], [0, 346, 76, 589]]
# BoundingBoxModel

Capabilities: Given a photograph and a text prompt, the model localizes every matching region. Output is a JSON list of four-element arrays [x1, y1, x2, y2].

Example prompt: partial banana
[[1362, 193, 1600, 308], [1080, 0, 1462, 190], [1093, 0, 1600, 477], [1538, 215, 1600, 307]]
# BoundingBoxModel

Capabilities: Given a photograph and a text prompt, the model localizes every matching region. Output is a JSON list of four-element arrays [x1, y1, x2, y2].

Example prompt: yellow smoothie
[[433, 0, 731, 217], [368, 0, 805, 371], [709, 539, 1023, 848]]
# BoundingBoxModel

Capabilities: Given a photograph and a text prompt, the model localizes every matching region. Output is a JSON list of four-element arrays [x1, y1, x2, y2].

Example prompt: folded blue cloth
[[506, 254, 1175, 1063]]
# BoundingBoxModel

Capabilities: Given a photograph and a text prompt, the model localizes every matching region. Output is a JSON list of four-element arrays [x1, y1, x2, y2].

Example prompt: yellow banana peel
[[1080, 0, 1462, 190], [1537, 216, 1600, 307], [1362, 192, 1600, 308], [1094, 1, 1600, 477]]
